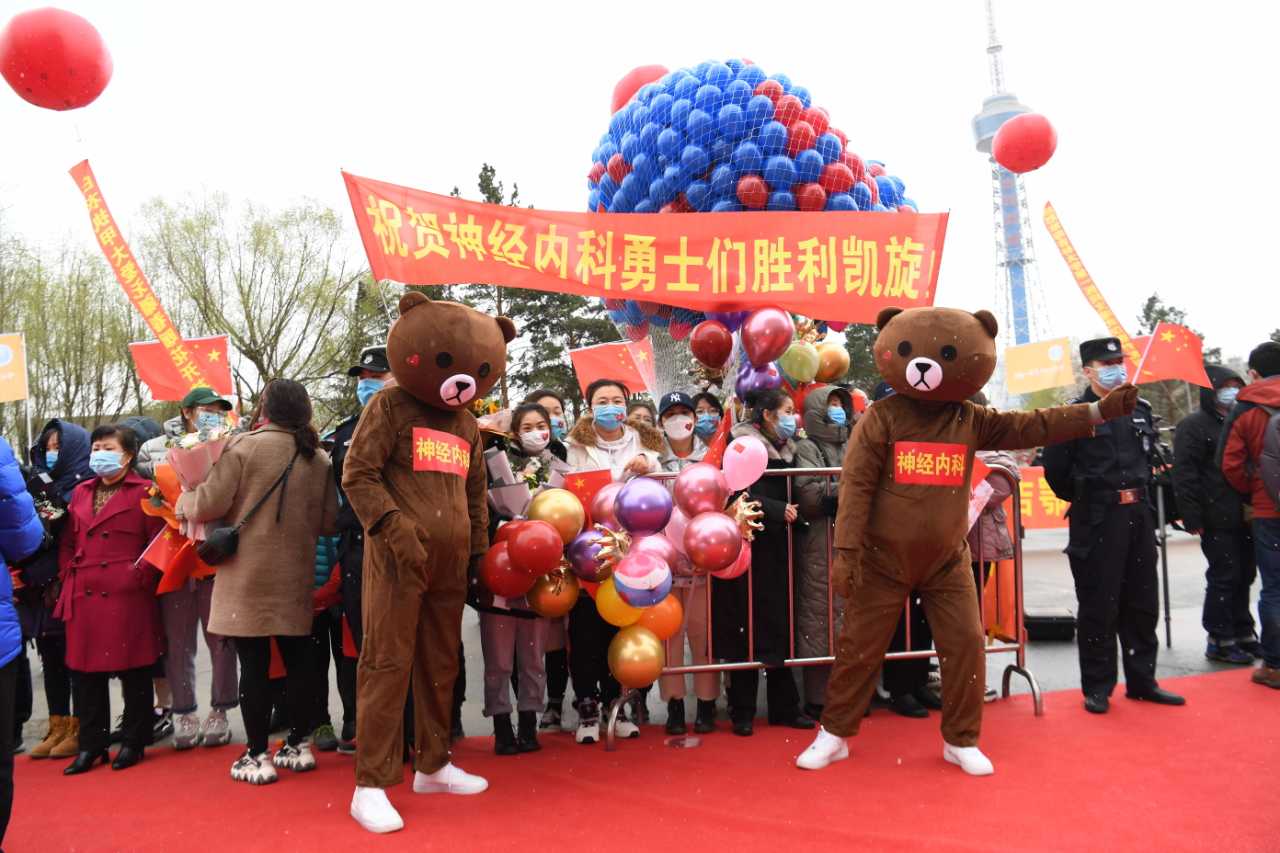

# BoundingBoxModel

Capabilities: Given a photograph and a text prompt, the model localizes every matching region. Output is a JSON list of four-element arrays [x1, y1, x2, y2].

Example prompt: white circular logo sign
[[1047, 344, 1064, 362], [0, 345, 13, 368]]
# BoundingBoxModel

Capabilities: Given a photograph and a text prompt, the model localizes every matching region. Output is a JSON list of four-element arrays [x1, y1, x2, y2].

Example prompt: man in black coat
[[1173, 364, 1256, 664]]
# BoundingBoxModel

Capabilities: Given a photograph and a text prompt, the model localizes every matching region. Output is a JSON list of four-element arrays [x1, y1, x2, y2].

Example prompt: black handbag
[[196, 450, 299, 566]]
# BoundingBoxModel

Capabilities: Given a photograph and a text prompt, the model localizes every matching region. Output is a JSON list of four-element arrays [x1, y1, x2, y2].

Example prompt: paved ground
[[17, 526, 1255, 753]]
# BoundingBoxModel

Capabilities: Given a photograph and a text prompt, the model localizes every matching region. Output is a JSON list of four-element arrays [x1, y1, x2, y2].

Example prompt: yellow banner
[[0, 334, 29, 403], [1042, 202, 1142, 367], [1004, 336, 1075, 395]]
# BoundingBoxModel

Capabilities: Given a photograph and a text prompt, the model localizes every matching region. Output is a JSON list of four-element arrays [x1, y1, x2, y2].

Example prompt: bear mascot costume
[[796, 306, 1137, 776], [343, 292, 516, 833]]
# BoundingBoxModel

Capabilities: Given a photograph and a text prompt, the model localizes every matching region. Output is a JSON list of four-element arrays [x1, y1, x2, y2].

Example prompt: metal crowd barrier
[[605, 464, 1040, 750]]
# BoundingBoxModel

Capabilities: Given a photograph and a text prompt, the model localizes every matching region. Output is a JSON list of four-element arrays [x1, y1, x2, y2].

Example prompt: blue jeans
[[1254, 518, 1280, 668]]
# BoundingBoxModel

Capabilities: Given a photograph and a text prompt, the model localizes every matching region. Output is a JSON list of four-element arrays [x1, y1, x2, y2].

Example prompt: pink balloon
[[711, 542, 752, 579], [683, 512, 743, 572], [722, 435, 768, 491], [631, 533, 678, 571], [741, 307, 795, 368], [590, 482, 624, 527], [673, 462, 730, 517], [663, 506, 690, 558]]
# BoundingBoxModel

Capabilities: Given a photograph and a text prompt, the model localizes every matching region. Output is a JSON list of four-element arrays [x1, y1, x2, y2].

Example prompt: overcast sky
[[2, 0, 1276, 361]]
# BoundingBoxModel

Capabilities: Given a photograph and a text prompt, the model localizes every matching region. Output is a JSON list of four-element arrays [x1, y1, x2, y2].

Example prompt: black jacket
[[1043, 386, 1158, 501], [1173, 365, 1245, 531]]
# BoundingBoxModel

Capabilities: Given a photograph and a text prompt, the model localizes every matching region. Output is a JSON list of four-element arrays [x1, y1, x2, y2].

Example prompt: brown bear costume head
[[387, 292, 517, 411], [873, 306, 999, 403]]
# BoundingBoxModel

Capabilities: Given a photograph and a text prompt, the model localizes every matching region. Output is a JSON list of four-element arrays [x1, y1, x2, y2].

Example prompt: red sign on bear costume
[[893, 442, 967, 486], [412, 428, 470, 477]]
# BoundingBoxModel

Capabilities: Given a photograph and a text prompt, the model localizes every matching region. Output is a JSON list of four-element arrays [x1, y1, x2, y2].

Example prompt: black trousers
[[883, 594, 933, 697], [1067, 503, 1159, 697], [235, 636, 313, 755], [35, 634, 74, 717], [546, 649, 568, 702], [568, 597, 619, 707], [75, 666, 152, 754], [0, 656, 18, 845], [1200, 527, 1257, 641], [310, 610, 356, 731], [13, 647, 31, 741], [727, 667, 800, 723]]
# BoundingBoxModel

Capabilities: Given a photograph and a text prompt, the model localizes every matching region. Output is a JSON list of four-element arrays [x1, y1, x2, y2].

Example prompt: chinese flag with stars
[[1134, 323, 1212, 388], [569, 339, 653, 397], [564, 469, 614, 527], [129, 335, 233, 401]]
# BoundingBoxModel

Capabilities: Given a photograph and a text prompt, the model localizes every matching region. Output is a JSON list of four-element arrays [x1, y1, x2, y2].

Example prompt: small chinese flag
[[129, 334, 233, 402], [564, 469, 614, 526], [141, 529, 197, 595], [1135, 323, 1212, 388], [568, 339, 652, 397], [702, 401, 737, 468], [1123, 335, 1150, 383]]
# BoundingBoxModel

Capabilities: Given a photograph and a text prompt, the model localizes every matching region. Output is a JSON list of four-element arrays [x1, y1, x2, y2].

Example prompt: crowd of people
[[0, 332, 1277, 834]]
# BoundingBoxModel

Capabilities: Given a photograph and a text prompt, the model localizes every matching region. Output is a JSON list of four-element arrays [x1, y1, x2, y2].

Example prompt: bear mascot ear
[[876, 307, 904, 331], [398, 291, 431, 315], [496, 316, 517, 344], [973, 310, 999, 339]]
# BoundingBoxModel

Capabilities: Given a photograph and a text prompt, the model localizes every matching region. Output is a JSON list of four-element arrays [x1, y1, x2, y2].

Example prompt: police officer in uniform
[[1043, 337, 1186, 714]]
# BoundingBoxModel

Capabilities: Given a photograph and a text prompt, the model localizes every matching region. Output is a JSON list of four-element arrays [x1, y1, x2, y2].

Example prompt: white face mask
[[519, 430, 551, 453], [663, 414, 695, 441]]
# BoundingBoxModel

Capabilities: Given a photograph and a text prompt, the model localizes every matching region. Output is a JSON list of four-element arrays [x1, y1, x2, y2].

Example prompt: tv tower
[[972, 0, 1051, 402]]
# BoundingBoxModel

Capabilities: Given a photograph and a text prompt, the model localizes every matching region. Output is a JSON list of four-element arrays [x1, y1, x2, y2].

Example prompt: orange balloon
[[636, 592, 683, 641], [815, 343, 851, 382]]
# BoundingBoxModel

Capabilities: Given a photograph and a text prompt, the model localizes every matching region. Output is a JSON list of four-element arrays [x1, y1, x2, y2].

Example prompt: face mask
[[356, 378, 385, 407], [663, 414, 695, 441], [694, 413, 718, 438], [1095, 365, 1127, 391], [196, 411, 224, 432], [89, 450, 124, 478], [593, 404, 626, 431], [550, 416, 567, 441], [519, 430, 551, 453], [45, 450, 59, 469], [828, 407, 848, 426], [774, 413, 797, 440], [1216, 387, 1239, 408]]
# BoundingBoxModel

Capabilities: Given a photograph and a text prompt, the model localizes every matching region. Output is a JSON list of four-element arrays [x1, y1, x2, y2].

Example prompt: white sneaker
[[943, 743, 994, 776], [173, 712, 201, 750], [230, 751, 278, 785], [614, 710, 640, 740], [351, 786, 404, 834], [412, 762, 488, 795], [201, 709, 231, 747], [575, 699, 600, 745], [796, 727, 849, 770], [273, 742, 317, 772]]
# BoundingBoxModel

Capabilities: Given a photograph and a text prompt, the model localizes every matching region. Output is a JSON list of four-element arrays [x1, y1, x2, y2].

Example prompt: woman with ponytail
[[177, 379, 338, 785]]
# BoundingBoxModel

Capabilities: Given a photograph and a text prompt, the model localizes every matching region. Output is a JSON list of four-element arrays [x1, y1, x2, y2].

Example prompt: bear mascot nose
[[908, 357, 943, 391], [438, 373, 477, 406]]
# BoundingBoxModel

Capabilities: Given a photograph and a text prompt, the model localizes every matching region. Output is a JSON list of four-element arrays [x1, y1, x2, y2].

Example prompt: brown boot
[[30, 715, 67, 759], [49, 717, 80, 759], [1252, 666, 1280, 689]]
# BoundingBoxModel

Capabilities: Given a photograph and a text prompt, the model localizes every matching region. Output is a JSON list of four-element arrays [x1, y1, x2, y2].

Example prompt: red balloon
[[607, 152, 631, 184], [774, 94, 804, 127], [494, 520, 527, 545], [0, 8, 112, 111], [611, 64, 668, 114], [795, 183, 827, 212], [818, 162, 855, 195], [803, 107, 830, 137], [863, 174, 880, 205], [508, 520, 564, 577], [867, 163, 887, 178], [711, 541, 752, 580], [786, 121, 816, 157], [741, 307, 795, 368], [480, 542, 536, 598], [683, 512, 743, 572], [753, 79, 784, 103], [840, 151, 866, 183], [588, 162, 606, 184], [689, 320, 733, 369], [992, 113, 1057, 174], [737, 174, 768, 209]]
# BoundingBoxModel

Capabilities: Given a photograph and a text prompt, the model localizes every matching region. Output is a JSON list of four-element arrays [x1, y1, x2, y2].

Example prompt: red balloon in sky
[[992, 113, 1057, 174], [0, 8, 113, 111], [611, 64, 668, 114]]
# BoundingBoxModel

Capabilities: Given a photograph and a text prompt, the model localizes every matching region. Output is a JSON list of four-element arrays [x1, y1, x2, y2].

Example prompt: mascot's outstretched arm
[[972, 385, 1139, 451]]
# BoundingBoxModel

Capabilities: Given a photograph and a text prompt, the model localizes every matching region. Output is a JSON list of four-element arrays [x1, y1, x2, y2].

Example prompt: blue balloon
[[694, 60, 713, 81], [718, 103, 746, 140], [795, 149, 823, 183], [686, 180, 711, 211], [815, 133, 842, 164], [670, 98, 693, 131], [623, 301, 646, 325], [870, 203, 890, 212], [711, 200, 742, 213], [648, 93, 674, 124], [608, 309, 626, 324], [620, 132, 640, 162], [875, 175, 899, 206], [901, 197, 918, 211], [694, 84, 723, 115], [736, 63, 766, 88], [763, 154, 797, 189], [710, 164, 735, 197], [725, 58, 744, 73], [635, 84, 659, 105], [587, 188, 601, 211], [608, 110, 627, 140], [770, 72, 792, 91], [609, 195, 634, 213], [724, 78, 752, 107], [758, 120, 788, 155], [767, 191, 796, 211], [705, 62, 733, 88], [648, 176, 673, 207], [631, 152, 657, 182], [663, 164, 682, 184], [598, 139, 618, 163], [681, 144, 710, 176], [851, 183, 872, 208], [630, 103, 650, 130], [732, 141, 763, 175], [598, 173, 618, 198], [639, 122, 661, 155], [657, 128, 682, 160], [686, 108, 715, 143], [745, 94, 774, 127], [673, 75, 698, 100], [791, 85, 812, 108], [826, 192, 856, 211], [710, 137, 732, 165], [633, 198, 656, 214], [889, 175, 906, 195], [618, 173, 640, 206], [648, 309, 670, 327]]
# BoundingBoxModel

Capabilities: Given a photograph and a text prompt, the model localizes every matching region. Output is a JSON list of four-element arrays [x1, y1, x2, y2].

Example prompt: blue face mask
[[196, 411, 224, 432], [89, 450, 124, 478], [828, 407, 848, 426], [1095, 364, 1127, 391], [592, 404, 626, 431], [774, 413, 797, 440], [1216, 387, 1239, 408], [694, 413, 719, 438], [550, 416, 567, 441], [357, 378, 385, 408], [45, 450, 59, 470]]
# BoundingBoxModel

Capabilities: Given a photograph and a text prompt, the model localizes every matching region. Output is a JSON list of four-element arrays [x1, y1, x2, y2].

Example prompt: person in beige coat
[[177, 379, 338, 786]]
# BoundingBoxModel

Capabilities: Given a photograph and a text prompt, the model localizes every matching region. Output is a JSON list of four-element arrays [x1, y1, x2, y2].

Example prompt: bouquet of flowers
[[165, 418, 238, 541]]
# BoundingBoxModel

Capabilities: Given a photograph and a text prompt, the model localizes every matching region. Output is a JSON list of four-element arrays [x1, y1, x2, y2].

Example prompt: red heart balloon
[[0, 8, 112, 111]]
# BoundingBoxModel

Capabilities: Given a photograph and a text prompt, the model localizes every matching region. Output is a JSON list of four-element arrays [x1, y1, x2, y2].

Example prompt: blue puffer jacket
[[314, 535, 339, 590], [0, 437, 45, 667]]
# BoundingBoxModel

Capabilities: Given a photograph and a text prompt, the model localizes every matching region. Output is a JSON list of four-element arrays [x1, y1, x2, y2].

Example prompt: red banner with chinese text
[[70, 161, 213, 392], [129, 335, 233, 402], [412, 428, 470, 477], [343, 171, 947, 323], [893, 442, 968, 486], [1016, 466, 1069, 529]]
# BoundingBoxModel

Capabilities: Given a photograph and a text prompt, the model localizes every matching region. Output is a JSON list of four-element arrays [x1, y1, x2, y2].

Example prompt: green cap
[[180, 387, 233, 411]]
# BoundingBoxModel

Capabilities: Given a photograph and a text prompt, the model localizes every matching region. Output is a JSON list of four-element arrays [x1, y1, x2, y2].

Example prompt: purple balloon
[[736, 361, 783, 397], [614, 476, 674, 537], [566, 531, 608, 583], [706, 310, 748, 332]]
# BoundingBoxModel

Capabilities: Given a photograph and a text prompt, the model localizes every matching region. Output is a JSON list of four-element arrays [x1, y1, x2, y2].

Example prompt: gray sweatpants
[[479, 603, 548, 717], [161, 577, 239, 714]]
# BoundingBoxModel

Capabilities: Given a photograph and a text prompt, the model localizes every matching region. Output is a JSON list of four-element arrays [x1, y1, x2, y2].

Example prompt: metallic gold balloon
[[527, 566, 580, 619], [607, 625, 666, 688], [527, 488, 585, 544], [815, 343, 851, 382]]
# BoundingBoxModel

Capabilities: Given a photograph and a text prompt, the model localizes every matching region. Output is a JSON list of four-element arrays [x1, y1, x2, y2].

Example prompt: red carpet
[[9, 670, 1276, 852]]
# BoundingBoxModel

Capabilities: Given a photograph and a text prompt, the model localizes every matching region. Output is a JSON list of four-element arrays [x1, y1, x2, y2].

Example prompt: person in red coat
[[54, 424, 165, 774]]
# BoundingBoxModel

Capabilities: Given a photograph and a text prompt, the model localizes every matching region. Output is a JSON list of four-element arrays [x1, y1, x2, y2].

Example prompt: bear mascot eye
[[478, 363, 492, 378], [897, 340, 913, 357], [435, 352, 454, 369], [940, 345, 957, 361]]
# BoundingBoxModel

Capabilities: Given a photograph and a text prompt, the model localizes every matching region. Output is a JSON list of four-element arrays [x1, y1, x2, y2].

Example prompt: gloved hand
[[820, 494, 839, 517], [378, 512, 428, 569], [1098, 383, 1139, 421]]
